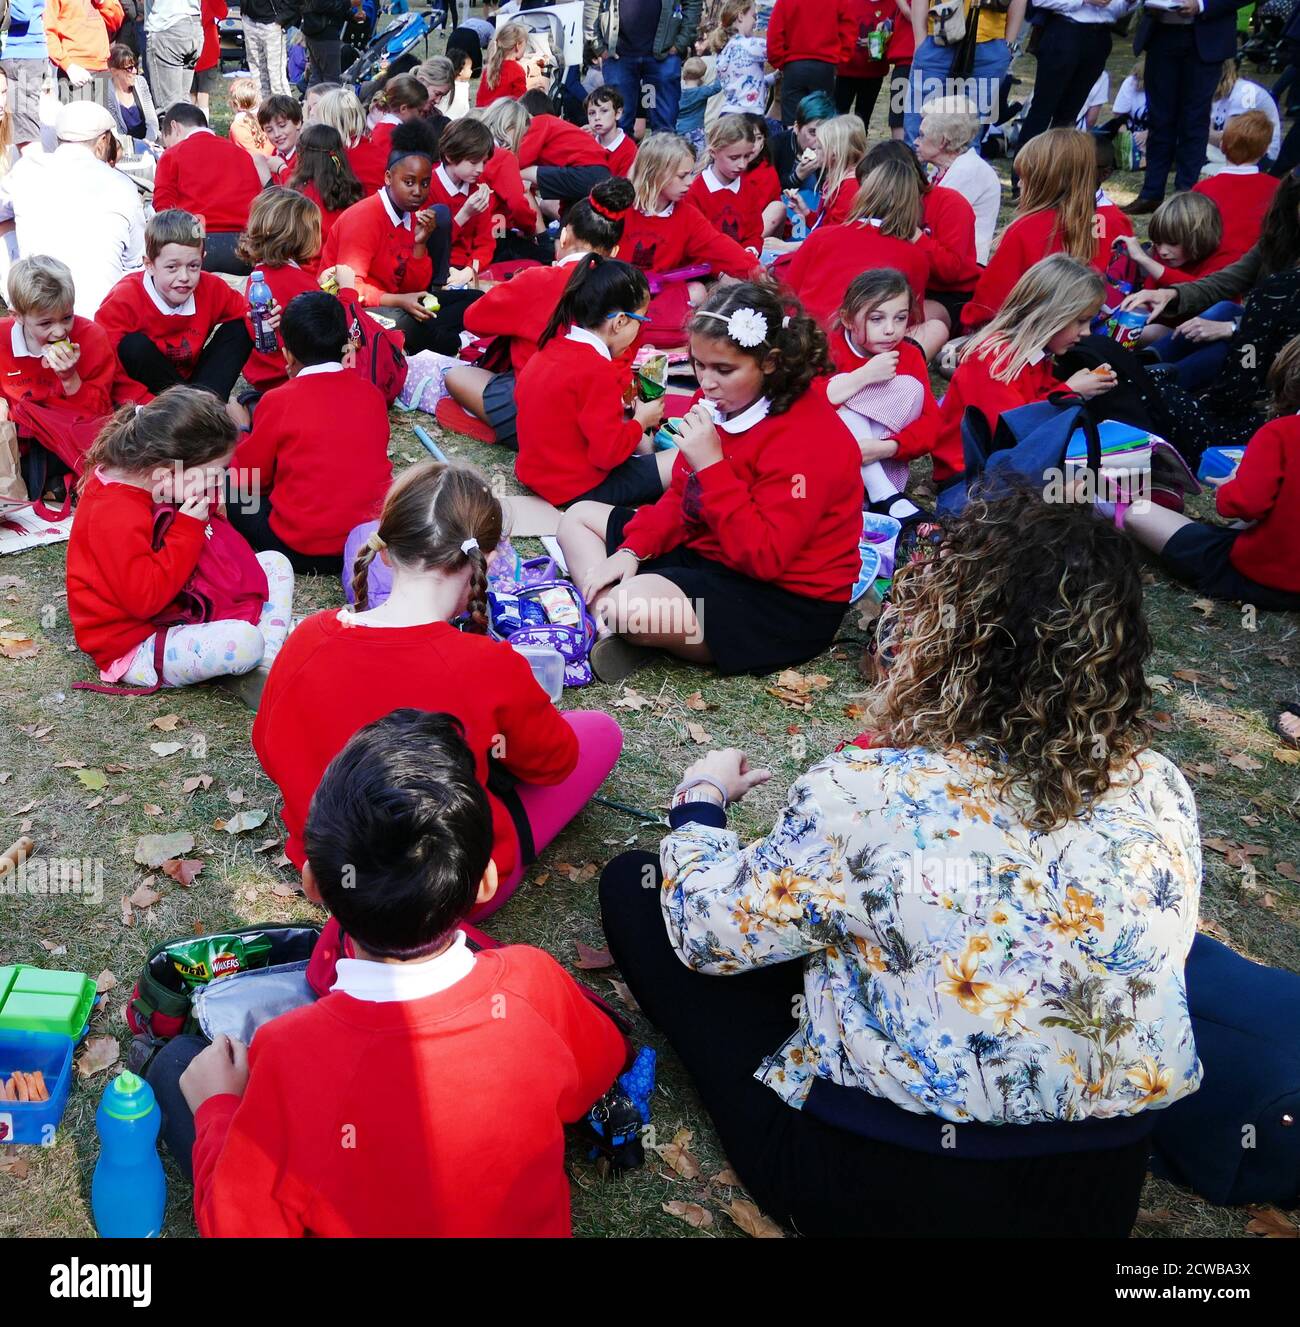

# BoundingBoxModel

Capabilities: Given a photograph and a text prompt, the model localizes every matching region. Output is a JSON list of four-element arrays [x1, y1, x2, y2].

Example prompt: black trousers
[[145, 1033, 208, 1185], [202, 231, 252, 277], [117, 322, 253, 401], [599, 850, 1151, 1238], [1140, 24, 1221, 198], [834, 66, 908, 131], [779, 58, 836, 123], [388, 285, 482, 355], [535, 163, 611, 204], [1018, 16, 1113, 150], [224, 484, 346, 576], [305, 35, 342, 85]]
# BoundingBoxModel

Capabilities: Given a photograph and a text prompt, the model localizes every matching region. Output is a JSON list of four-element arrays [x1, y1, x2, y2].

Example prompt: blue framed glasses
[[607, 311, 649, 323]]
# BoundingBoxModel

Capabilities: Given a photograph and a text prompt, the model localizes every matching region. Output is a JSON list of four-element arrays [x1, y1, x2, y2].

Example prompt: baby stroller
[[1240, 0, 1300, 73], [343, 7, 443, 91], [219, 5, 246, 72]]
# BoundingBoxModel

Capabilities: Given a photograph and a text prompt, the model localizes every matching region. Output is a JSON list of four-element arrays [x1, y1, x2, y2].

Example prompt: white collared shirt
[[648, 202, 676, 219], [556, 249, 593, 267], [379, 187, 413, 230], [1214, 163, 1260, 175], [436, 163, 470, 198], [295, 361, 346, 378], [332, 930, 476, 1002], [10, 322, 38, 358], [602, 129, 626, 153], [0, 142, 145, 318], [716, 395, 771, 433], [143, 271, 196, 318], [566, 325, 612, 360], [1029, 0, 1132, 22], [700, 166, 741, 195]]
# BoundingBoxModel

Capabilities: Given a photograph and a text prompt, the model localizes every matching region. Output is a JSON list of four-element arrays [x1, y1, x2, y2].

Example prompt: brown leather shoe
[[1126, 196, 1163, 215]]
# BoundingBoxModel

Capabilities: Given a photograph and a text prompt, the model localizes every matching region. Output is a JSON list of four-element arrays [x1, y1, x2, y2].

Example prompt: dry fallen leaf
[[1172, 668, 1210, 684], [1147, 712, 1176, 732], [724, 1198, 784, 1238], [181, 774, 214, 794], [655, 1128, 702, 1180], [119, 895, 134, 927], [108, 793, 130, 806], [271, 881, 300, 898], [0, 638, 40, 660], [573, 941, 614, 970], [161, 858, 203, 888], [227, 788, 246, 805], [149, 714, 182, 731], [683, 691, 711, 711], [1272, 747, 1300, 766], [662, 1201, 713, 1229], [711, 1167, 741, 1188], [40, 940, 67, 956], [84, 796, 103, 810], [149, 741, 185, 758], [224, 809, 269, 835], [134, 831, 194, 867], [1185, 761, 1218, 777], [1227, 752, 1264, 772], [612, 687, 652, 711], [766, 669, 832, 710], [1276, 862, 1299, 882], [128, 881, 162, 910], [76, 1035, 120, 1078], [142, 804, 163, 817], [1189, 598, 1216, 617], [1135, 1207, 1174, 1227], [1245, 1206, 1299, 1238], [0, 1148, 30, 1179], [685, 721, 712, 745], [95, 969, 117, 994], [607, 978, 639, 1013], [18, 724, 52, 740]]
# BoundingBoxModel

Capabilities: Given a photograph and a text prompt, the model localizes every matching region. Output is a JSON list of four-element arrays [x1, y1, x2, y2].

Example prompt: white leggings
[[118, 552, 295, 689]]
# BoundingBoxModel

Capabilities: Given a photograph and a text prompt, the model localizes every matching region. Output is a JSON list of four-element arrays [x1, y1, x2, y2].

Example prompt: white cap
[[56, 100, 116, 144]]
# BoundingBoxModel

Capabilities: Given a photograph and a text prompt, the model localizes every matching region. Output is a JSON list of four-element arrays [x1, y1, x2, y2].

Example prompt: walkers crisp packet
[[167, 934, 274, 987]]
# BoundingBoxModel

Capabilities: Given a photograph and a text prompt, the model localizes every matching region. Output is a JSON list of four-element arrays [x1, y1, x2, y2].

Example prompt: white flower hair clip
[[697, 306, 770, 348]]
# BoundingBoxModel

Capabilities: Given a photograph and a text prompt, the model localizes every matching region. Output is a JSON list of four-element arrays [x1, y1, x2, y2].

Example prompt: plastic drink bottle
[[248, 271, 278, 354], [91, 1071, 166, 1238]]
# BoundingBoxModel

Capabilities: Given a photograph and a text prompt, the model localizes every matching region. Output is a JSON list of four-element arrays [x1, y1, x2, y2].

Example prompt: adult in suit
[[1128, 0, 1252, 213]]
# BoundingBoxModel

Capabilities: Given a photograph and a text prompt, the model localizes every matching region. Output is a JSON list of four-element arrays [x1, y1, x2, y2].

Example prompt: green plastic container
[[0, 966, 96, 1039]]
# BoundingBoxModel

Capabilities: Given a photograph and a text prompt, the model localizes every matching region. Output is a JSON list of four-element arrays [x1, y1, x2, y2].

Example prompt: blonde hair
[[814, 114, 867, 197], [845, 157, 921, 239], [628, 132, 696, 213], [682, 55, 707, 82], [1149, 191, 1222, 267], [315, 87, 367, 149], [705, 112, 756, 155], [485, 21, 529, 89], [963, 254, 1103, 383], [473, 97, 530, 154], [228, 76, 259, 111], [1012, 128, 1100, 262], [1128, 56, 1145, 92], [1214, 58, 1239, 104], [236, 186, 322, 268], [919, 94, 980, 155], [8, 255, 74, 315], [708, 0, 756, 53]]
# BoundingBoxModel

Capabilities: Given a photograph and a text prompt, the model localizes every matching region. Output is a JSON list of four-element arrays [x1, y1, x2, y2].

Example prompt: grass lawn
[[0, 33, 1297, 1240]]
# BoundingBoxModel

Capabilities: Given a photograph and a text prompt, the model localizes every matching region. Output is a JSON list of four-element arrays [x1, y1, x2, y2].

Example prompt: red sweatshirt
[[617, 388, 863, 601], [840, 0, 895, 77], [481, 146, 537, 231], [960, 204, 1134, 330], [621, 203, 758, 279], [476, 58, 526, 107], [240, 263, 319, 391], [601, 129, 637, 178], [0, 315, 117, 419], [785, 220, 931, 328], [747, 159, 782, 210], [932, 346, 1061, 483], [153, 129, 264, 234], [293, 180, 348, 255], [463, 259, 580, 373], [191, 945, 625, 1237], [685, 168, 764, 252], [518, 115, 609, 170], [197, 0, 226, 71], [809, 175, 859, 230], [95, 271, 247, 381], [43, 0, 123, 72], [1193, 169, 1279, 267], [368, 119, 397, 171], [921, 185, 979, 292], [346, 136, 388, 197], [1142, 246, 1235, 288], [515, 332, 643, 504], [767, 0, 853, 66], [318, 192, 433, 305], [230, 366, 391, 555], [252, 612, 581, 872], [66, 474, 208, 668], [827, 328, 940, 462], [1215, 413, 1300, 592], [428, 164, 496, 272]]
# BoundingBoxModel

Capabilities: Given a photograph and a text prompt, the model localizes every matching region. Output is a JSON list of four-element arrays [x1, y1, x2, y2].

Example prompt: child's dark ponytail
[[538, 253, 650, 348], [564, 175, 635, 254], [351, 462, 504, 629], [688, 282, 829, 416]]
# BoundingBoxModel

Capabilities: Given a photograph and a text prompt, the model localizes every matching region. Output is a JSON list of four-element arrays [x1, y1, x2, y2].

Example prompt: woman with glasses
[[105, 41, 158, 145]]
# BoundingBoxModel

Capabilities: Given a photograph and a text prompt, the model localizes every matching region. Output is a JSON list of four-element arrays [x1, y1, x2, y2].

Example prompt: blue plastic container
[[1197, 445, 1245, 483], [91, 1071, 166, 1238], [0, 1029, 73, 1145]]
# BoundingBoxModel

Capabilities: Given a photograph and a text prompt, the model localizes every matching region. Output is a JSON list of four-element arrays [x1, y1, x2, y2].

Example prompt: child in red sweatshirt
[[685, 115, 765, 255], [934, 254, 1120, 513], [1120, 335, 1300, 612], [1118, 191, 1235, 296], [515, 98, 615, 215], [228, 292, 391, 574], [256, 93, 302, 185], [445, 176, 636, 448], [252, 461, 623, 926], [623, 133, 762, 348], [153, 103, 268, 276], [66, 387, 294, 691], [148, 707, 626, 1237], [515, 256, 670, 507], [426, 117, 497, 284], [95, 209, 252, 401], [586, 86, 636, 176], [558, 282, 863, 682], [1193, 110, 1280, 266]]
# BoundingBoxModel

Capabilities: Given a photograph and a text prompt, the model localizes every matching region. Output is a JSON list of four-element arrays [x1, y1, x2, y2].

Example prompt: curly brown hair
[[873, 487, 1152, 832]]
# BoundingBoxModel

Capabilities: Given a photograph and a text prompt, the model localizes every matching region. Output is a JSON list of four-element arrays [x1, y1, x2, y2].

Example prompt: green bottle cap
[[103, 1069, 156, 1121]]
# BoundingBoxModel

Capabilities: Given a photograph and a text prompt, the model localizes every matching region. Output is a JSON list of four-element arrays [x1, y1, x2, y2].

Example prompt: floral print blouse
[[660, 743, 1203, 1126], [717, 36, 775, 114]]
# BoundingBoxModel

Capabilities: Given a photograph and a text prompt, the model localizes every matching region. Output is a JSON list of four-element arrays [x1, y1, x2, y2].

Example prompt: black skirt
[[481, 369, 519, 449], [605, 506, 849, 676]]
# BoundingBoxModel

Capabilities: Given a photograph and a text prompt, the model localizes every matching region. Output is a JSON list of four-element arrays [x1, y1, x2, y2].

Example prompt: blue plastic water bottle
[[91, 1071, 166, 1238], [248, 270, 277, 354]]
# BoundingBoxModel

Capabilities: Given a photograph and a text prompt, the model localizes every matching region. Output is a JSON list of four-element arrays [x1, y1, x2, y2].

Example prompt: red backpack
[[340, 293, 409, 405]]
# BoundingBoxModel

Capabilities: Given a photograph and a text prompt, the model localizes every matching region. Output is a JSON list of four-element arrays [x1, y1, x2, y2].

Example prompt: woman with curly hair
[[599, 486, 1204, 1236], [557, 281, 864, 682]]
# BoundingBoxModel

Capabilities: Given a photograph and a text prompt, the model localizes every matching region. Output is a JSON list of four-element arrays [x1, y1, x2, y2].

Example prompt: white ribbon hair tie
[[461, 537, 479, 555]]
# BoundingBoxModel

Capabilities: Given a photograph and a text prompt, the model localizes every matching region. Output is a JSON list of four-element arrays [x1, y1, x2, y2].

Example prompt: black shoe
[[1126, 196, 1163, 215]]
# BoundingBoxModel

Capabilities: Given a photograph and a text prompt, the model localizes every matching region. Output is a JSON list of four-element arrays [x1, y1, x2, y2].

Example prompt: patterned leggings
[[118, 552, 295, 688]]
